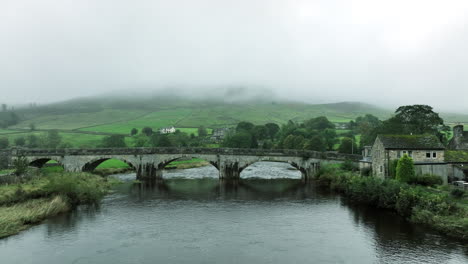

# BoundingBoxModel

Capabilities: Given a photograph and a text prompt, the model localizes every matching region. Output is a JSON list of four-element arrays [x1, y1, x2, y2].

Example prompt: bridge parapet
[[6, 147, 362, 162]]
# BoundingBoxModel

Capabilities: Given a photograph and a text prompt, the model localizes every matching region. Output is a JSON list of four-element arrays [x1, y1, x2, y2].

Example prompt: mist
[[1, 0, 468, 112]]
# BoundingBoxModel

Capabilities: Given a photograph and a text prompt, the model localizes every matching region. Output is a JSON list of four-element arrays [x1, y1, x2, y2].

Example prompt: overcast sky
[[1, 0, 468, 111]]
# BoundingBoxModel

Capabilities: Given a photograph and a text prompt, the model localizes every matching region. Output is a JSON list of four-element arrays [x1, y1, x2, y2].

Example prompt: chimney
[[454, 125, 464, 139]]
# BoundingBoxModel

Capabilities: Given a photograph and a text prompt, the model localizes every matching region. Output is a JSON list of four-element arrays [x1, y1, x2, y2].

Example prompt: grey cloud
[[1, 0, 468, 112]]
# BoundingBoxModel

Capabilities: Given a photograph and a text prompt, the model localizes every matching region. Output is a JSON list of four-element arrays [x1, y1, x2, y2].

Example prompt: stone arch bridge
[[2, 148, 363, 181]]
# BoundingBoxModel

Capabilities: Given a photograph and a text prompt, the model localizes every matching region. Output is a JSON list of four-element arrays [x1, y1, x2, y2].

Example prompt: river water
[[1, 162, 467, 264]]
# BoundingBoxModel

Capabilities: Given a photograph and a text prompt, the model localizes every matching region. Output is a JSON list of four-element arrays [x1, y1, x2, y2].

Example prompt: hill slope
[[10, 98, 392, 134]]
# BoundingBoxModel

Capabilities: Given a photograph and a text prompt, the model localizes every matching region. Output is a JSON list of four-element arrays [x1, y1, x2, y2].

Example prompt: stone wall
[[414, 163, 448, 184]]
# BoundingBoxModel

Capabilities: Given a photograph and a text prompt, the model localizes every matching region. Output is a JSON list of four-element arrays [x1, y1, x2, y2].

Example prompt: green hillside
[[11, 98, 392, 131], [1, 97, 467, 148]]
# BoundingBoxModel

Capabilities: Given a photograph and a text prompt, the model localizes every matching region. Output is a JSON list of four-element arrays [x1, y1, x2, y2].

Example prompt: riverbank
[[0, 173, 120, 239], [315, 166, 468, 241]]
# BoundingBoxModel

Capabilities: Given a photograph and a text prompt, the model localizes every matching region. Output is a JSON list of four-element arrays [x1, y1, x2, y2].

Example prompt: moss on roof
[[445, 150, 468, 162], [377, 134, 445, 150]]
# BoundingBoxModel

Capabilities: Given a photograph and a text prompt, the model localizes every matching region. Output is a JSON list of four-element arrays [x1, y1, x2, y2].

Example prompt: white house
[[159, 126, 176, 134]]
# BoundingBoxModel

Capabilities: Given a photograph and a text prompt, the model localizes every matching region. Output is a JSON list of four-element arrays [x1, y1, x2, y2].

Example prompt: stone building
[[210, 128, 233, 142], [448, 125, 468, 150], [371, 134, 445, 179]]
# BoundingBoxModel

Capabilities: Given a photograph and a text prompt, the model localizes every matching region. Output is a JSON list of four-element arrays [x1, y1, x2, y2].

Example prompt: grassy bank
[[315, 166, 468, 241], [0, 173, 118, 239]]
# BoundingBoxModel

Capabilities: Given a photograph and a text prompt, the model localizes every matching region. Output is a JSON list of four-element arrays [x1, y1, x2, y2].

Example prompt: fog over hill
[[2, 0, 468, 112]]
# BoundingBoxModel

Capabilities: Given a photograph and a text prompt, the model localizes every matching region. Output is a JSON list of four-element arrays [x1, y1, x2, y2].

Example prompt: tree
[[157, 135, 173, 147], [130, 128, 138, 136], [252, 125, 268, 141], [223, 131, 253, 148], [338, 137, 357, 154], [101, 135, 127, 148], [132, 134, 149, 147], [142, 127, 153, 136], [44, 130, 62, 148], [0, 137, 8, 149], [236, 121, 255, 132], [304, 116, 335, 130], [303, 135, 326, 151], [26, 134, 39, 148], [321, 128, 338, 150], [14, 137, 26, 147], [282, 135, 305, 149], [198, 126, 208, 137], [29, 123, 36, 131], [394, 105, 444, 135], [396, 155, 415, 183], [13, 156, 29, 177], [265, 123, 280, 139]]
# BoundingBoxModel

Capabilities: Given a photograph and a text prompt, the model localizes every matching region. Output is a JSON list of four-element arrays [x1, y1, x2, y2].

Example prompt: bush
[[341, 160, 358, 172], [409, 174, 443, 187], [43, 173, 109, 205], [396, 155, 415, 183], [361, 166, 372, 177], [450, 188, 465, 199]]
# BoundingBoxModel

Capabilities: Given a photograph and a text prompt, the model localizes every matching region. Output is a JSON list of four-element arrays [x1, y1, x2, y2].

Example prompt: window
[[426, 152, 431, 158], [408, 151, 413, 157], [433, 152, 437, 158]]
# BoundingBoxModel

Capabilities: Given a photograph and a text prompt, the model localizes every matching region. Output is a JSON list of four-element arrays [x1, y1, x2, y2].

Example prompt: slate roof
[[377, 134, 445, 150]]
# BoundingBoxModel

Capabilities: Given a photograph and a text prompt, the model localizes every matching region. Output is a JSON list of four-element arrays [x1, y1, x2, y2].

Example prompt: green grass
[[0, 196, 69, 238], [95, 159, 131, 169], [0, 172, 119, 238]]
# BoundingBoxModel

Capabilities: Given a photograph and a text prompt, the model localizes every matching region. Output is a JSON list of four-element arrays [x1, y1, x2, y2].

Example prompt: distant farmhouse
[[210, 128, 233, 143], [371, 134, 446, 179], [159, 126, 176, 134]]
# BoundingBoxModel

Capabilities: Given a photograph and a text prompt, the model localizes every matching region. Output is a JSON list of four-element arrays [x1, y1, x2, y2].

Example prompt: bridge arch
[[82, 157, 136, 172], [28, 157, 64, 169]]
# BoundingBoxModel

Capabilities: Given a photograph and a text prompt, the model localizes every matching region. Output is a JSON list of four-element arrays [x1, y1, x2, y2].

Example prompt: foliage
[[43, 173, 110, 205], [388, 159, 399, 179], [142, 127, 153, 136], [0, 137, 8, 149], [394, 105, 444, 135], [101, 135, 127, 148], [130, 128, 138, 136], [338, 137, 356, 154], [450, 188, 465, 199], [26, 134, 40, 148], [315, 166, 468, 241], [223, 131, 254, 148], [303, 135, 326, 151], [408, 174, 443, 187], [396, 155, 415, 183], [197, 126, 208, 137], [14, 137, 26, 147], [265, 123, 280, 139], [236, 121, 255, 132], [43, 130, 62, 148], [341, 160, 358, 172], [13, 156, 29, 177]]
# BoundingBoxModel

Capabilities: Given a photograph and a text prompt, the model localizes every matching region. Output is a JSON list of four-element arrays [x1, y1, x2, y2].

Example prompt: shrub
[[43, 173, 109, 205], [396, 155, 415, 183], [361, 166, 372, 177], [341, 160, 358, 172], [409, 174, 443, 187], [450, 188, 465, 199]]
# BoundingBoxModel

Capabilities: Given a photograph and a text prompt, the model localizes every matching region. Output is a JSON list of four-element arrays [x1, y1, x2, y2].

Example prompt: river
[[1, 162, 467, 264]]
